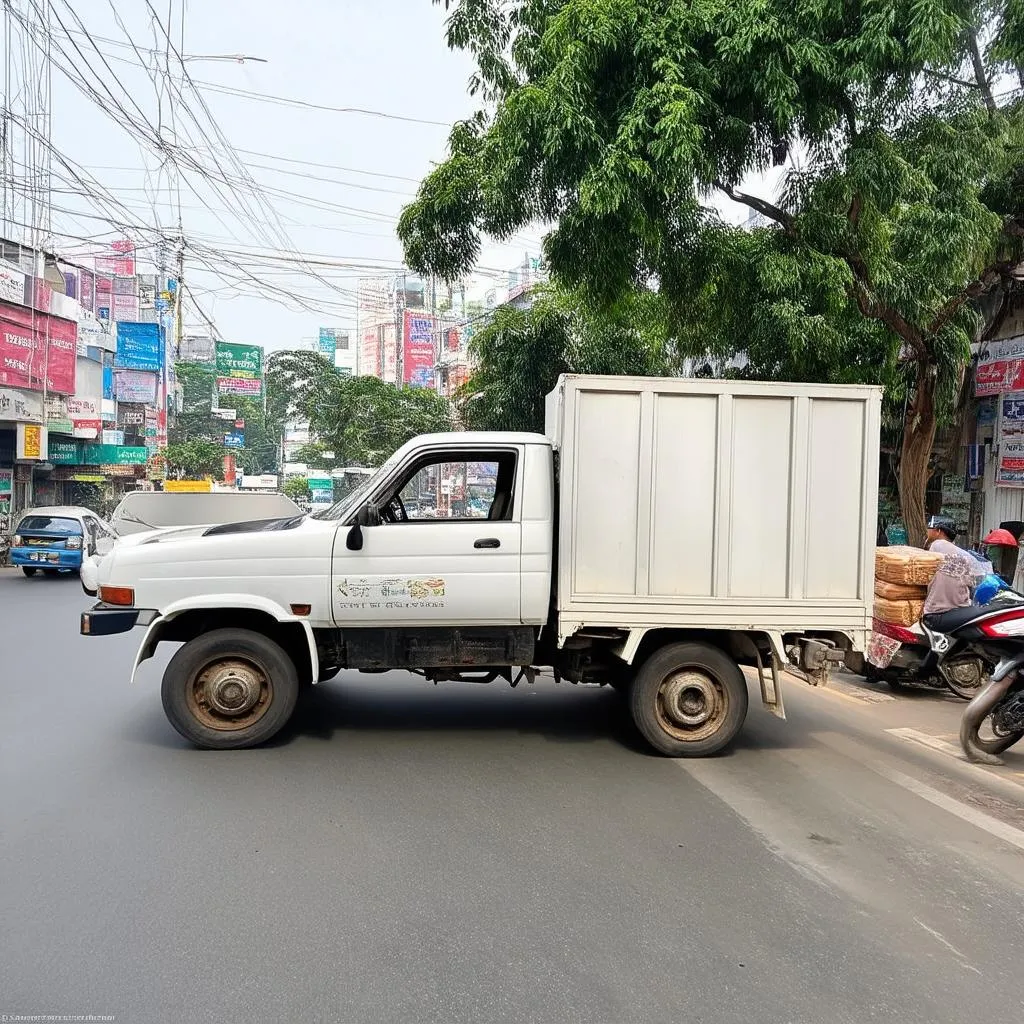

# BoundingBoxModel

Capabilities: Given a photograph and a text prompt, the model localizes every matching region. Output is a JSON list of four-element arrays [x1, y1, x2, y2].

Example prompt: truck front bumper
[[80, 604, 141, 636]]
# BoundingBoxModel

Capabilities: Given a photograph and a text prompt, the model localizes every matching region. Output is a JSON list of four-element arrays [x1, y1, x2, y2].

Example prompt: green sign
[[80, 445, 149, 465], [216, 342, 263, 379], [49, 440, 81, 464], [308, 477, 334, 492]]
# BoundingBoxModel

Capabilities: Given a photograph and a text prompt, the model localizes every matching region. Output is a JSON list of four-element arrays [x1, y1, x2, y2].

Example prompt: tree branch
[[923, 68, 984, 91], [842, 255, 927, 358], [966, 28, 997, 113], [714, 182, 795, 233], [927, 261, 1016, 337]]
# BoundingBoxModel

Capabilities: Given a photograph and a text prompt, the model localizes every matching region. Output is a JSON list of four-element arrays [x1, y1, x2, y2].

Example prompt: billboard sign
[[114, 369, 158, 404], [215, 342, 262, 379], [977, 336, 1024, 396], [115, 322, 163, 371], [0, 304, 77, 395], [402, 311, 436, 388], [223, 432, 245, 449], [217, 376, 262, 397], [0, 262, 26, 305], [318, 327, 336, 359]]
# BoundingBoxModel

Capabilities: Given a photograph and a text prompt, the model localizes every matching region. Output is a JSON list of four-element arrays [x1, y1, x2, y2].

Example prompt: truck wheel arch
[[131, 598, 318, 686]]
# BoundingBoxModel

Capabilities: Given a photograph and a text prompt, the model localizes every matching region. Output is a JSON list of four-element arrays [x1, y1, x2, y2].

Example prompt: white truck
[[81, 375, 881, 755]]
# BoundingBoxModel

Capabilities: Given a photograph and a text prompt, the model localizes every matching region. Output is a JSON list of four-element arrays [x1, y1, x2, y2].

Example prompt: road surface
[[2, 569, 1023, 1023]]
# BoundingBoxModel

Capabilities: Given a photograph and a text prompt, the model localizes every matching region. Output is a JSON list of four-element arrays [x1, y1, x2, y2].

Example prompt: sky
[[4, 0, 762, 351]]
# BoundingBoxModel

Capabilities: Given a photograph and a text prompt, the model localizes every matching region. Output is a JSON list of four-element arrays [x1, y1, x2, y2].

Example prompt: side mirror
[[346, 503, 379, 551]]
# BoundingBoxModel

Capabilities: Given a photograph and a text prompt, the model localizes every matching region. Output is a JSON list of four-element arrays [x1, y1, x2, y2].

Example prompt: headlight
[[66, 536, 83, 549]]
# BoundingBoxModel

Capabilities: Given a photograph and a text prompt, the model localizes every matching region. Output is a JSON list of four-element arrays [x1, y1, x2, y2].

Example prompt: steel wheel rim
[[655, 669, 728, 742], [186, 657, 272, 732]]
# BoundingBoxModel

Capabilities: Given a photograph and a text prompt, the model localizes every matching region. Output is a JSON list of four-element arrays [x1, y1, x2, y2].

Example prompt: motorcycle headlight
[[66, 536, 83, 549]]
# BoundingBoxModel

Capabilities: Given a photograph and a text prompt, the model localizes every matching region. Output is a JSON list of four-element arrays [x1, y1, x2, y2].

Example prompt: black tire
[[629, 643, 749, 757], [161, 628, 300, 750], [21, 566, 36, 577]]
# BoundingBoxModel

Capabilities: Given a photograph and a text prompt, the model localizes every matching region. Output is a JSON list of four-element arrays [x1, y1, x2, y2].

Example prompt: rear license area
[[25, 537, 64, 548]]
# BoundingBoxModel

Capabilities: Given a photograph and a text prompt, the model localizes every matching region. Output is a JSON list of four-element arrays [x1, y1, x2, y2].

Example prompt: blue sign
[[98, 306, 110, 321], [318, 327, 335, 358], [102, 365, 114, 400], [116, 322, 164, 372], [223, 432, 245, 449], [154, 297, 169, 311]]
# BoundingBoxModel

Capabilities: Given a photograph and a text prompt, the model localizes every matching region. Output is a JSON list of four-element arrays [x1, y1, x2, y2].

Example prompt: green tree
[[282, 476, 311, 502], [161, 439, 226, 479], [401, 0, 1024, 544], [461, 284, 672, 431]]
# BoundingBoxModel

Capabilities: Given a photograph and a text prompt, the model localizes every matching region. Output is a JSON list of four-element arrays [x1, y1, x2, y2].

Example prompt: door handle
[[474, 537, 501, 549]]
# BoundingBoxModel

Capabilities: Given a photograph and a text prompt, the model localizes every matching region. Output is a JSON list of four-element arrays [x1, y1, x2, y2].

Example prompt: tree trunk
[[898, 360, 939, 548]]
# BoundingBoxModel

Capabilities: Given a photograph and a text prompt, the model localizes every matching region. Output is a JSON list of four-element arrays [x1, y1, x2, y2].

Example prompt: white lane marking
[[887, 727, 965, 760], [869, 762, 1024, 853], [913, 918, 982, 975], [886, 727, 1024, 794], [816, 682, 895, 705]]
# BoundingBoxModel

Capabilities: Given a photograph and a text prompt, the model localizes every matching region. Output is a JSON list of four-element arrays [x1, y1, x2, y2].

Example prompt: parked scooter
[[865, 615, 990, 699]]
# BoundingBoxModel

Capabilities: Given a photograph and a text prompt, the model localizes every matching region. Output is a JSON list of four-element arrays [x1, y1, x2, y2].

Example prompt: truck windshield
[[310, 458, 397, 522]]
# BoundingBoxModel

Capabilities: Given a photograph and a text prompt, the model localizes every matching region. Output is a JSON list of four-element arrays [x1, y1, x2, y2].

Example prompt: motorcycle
[[950, 602, 1024, 763], [865, 615, 991, 700]]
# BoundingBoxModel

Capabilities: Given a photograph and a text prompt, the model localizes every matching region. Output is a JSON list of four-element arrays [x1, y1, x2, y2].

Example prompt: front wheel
[[161, 628, 299, 750], [629, 643, 749, 757]]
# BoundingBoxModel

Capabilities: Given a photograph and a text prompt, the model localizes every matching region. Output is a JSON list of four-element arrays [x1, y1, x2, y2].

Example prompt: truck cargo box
[[545, 375, 882, 646]]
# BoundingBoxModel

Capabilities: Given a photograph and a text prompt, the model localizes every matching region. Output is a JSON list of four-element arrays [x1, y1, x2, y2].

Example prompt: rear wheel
[[21, 566, 36, 577], [941, 657, 986, 701], [161, 628, 299, 750], [629, 643, 749, 757]]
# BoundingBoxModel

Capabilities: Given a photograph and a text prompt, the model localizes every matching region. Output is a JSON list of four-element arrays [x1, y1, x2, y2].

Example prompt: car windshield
[[18, 516, 82, 534]]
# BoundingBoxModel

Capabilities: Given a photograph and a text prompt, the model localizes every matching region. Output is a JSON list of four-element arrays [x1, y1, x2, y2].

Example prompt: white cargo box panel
[[545, 375, 881, 641]]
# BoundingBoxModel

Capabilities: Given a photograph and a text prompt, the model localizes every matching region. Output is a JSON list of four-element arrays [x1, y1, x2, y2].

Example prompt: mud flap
[[754, 648, 786, 720]]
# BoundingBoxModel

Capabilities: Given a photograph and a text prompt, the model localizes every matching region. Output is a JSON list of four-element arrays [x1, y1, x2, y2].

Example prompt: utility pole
[[174, 234, 184, 360]]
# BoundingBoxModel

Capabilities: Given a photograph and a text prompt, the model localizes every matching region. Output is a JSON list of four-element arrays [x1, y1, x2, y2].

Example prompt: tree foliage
[[161, 438, 226, 480], [282, 476, 311, 502], [401, 0, 1024, 543], [266, 351, 453, 465], [461, 284, 674, 431]]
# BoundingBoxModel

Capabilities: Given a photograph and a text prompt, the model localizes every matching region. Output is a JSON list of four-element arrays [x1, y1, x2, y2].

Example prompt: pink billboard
[[0, 301, 77, 394], [361, 327, 380, 378], [402, 311, 436, 388]]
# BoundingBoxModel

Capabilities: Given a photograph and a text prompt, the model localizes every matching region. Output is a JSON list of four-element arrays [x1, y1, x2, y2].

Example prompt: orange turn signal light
[[99, 585, 135, 606], [290, 604, 311, 616]]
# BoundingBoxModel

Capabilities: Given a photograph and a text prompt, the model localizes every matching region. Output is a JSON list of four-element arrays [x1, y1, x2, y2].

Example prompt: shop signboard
[[240, 474, 278, 490], [0, 467, 12, 499], [48, 439, 80, 464], [115, 322, 163, 371], [977, 336, 1024, 396], [102, 429, 125, 446], [16, 423, 46, 460], [402, 311, 435, 388], [997, 391, 1024, 486], [216, 375, 261, 397], [223, 432, 245, 449], [117, 403, 146, 428], [165, 479, 212, 493], [0, 262, 26, 305], [79, 444, 149, 465], [0, 386, 43, 422], [114, 370, 157, 404], [0, 304, 77, 394]]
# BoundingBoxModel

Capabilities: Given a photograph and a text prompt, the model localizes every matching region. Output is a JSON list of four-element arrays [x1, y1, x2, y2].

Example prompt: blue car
[[11, 506, 115, 578]]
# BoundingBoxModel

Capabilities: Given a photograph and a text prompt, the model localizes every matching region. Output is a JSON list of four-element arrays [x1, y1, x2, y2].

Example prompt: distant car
[[10, 506, 117, 578]]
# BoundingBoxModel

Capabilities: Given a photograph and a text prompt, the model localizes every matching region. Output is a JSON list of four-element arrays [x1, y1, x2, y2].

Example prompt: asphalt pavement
[[2, 568, 1024, 1023]]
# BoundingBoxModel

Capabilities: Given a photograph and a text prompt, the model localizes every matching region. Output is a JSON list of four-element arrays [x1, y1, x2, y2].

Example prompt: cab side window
[[384, 451, 517, 523]]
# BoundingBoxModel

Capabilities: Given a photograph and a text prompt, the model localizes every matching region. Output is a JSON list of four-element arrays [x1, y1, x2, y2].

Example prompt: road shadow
[[273, 676, 652, 753]]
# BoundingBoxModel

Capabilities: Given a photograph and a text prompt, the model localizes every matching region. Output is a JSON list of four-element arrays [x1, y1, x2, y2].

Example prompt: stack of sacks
[[873, 546, 944, 626]]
